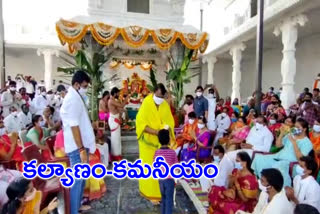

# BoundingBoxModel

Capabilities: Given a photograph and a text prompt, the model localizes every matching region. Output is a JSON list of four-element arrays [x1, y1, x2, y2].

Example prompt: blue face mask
[[296, 165, 305, 176], [234, 162, 243, 170], [231, 118, 237, 123], [292, 127, 302, 136], [213, 155, 220, 163]]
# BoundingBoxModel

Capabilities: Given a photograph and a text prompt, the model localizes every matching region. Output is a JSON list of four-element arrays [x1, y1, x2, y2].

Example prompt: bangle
[[79, 147, 85, 152]]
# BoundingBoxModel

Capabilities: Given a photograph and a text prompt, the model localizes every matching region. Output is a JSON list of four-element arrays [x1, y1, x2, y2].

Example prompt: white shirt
[[33, 95, 49, 115], [25, 82, 35, 94], [206, 96, 217, 130], [60, 87, 95, 154], [246, 125, 273, 152], [1, 90, 22, 117], [17, 111, 32, 129], [4, 114, 24, 133], [215, 113, 231, 133], [236, 190, 293, 214], [293, 175, 320, 212], [16, 80, 25, 91]]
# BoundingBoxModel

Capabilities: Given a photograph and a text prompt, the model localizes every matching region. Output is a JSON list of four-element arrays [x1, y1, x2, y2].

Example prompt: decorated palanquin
[[120, 73, 149, 105]]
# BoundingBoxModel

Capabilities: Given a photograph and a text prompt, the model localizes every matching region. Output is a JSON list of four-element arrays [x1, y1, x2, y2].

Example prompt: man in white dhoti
[[236, 168, 294, 214], [285, 156, 320, 212], [108, 87, 129, 161], [214, 116, 273, 187], [206, 86, 219, 131], [213, 107, 231, 145]]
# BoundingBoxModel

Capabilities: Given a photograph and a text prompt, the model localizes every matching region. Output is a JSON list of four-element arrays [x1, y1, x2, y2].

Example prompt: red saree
[[0, 134, 25, 170], [208, 169, 258, 214]]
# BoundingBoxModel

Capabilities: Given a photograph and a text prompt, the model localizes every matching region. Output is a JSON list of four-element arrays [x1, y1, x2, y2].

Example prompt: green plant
[[147, 68, 158, 91], [166, 46, 197, 108], [58, 37, 112, 121]]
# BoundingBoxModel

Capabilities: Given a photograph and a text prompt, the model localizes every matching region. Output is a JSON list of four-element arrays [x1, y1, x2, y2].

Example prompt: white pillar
[[203, 56, 217, 85], [230, 43, 246, 102], [37, 49, 59, 90], [274, 14, 308, 111]]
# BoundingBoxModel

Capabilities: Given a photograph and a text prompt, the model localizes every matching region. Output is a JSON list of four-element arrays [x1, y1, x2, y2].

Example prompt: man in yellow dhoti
[[136, 83, 175, 203]]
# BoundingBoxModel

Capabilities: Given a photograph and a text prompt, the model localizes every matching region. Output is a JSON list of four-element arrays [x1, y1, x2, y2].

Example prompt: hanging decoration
[[110, 58, 155, 71], [56, 19, 209, 53], [140, 62, 152, 71]]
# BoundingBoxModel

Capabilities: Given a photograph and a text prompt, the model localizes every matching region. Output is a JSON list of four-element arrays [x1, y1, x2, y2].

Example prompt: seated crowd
[[175, 85, 320, 214]]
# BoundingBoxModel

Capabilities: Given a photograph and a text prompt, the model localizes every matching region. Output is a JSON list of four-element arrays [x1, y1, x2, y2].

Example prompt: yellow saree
[[136, 94, 175, 201]]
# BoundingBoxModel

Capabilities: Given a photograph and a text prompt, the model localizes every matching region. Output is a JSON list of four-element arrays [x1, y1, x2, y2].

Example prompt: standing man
[[194, 86, 208, 119], [99, 91, 110, 121], [108, 87, 129, 161], [18, 104, 32, 129], [60, 70, 95, 214], [136, 83, 175, 203], [25, 76, 35, 100], [1, 81, 22, 117], [33, 87, 49, 115], [206, 85, 219, 131]]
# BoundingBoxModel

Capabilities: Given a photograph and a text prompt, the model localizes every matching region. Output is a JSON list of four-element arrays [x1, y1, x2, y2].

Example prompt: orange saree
[[176, 121, 198, 147]]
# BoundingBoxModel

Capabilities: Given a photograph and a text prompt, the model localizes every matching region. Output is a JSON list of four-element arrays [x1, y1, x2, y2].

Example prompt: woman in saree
[[25, 115, 51, 160], [175, 112, 198, 155], [266, 94, 286, 121], [309, 118, 320, 173], [136, 84, 175, 203], [0, 119, 24, 170], [208, 151, 258, 214], [180, 116, 211, 162], [1, 178, 58, 214], [252, 118, 313, 187]]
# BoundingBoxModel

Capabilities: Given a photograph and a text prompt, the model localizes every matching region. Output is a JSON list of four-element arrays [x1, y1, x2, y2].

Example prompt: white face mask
[[234, 162, 243, 170], [188, 119, 195, 125], [295, 165, 305, 176], [197, 123, 205, 129], [24, 187, 36, 202], [208, 94, 214, 99], [221, 112, 227, 118], [9, 87, 16, 92], [269, 119, 276, 125], [47, 94, 53, 100], [11, 111, 18, 117], [39, 120, 46, 127], [41, 92, 46, 96], [258, 179, 268, 192], [255, 123, 264, 130], [196, 92, 203, 97], [153, 94, 164, 105], [213, 155, 220, 163], [0, 128, 6, 136], [313, 124, 320, 133], [79, 87, 88, 95]]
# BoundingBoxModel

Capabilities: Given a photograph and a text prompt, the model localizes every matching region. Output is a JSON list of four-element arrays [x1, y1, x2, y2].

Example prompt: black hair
[[9, 81, 16, 86], [154, 83, 167, 96], [232, 111, 239, 118], [305, 92, 313, 98], [304, 87, 310, 92], [270, 87, 274, 91], [102, 91, 110, 98], [57, 85, 66, 92], [185, 94, 194, 100], [222, 106, 229, 112], [198, 116, 207, 124], [261, 168, 283, 192], [214, 145, 225, 154], [196, 86, 204, 91], [296, 118, 309, 138], [71, 70, 91, 86], [237, 151, 254, 174], [158, 129, 170, 146], [47, 106, 55, 115], [19, 87, 26, 92], [32, 115, 42, 126], [294, 204, 320, 214], [1, 178, 31, 214], [257, 115, 268, 125], [188, 112, 196, 119], [239, 116, 247, 125], [208, 88, 214, 94], [313, 88, 320, 92], [300, 156, 318, 177], [271, 94, 280, 101], [111, 87, 120, 96], [270, 113, 278, 121], [287, 115, 296, 124]]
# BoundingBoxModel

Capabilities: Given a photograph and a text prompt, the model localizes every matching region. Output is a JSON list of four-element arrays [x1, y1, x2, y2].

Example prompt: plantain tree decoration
[[58, 35, 113, 121], [166, 42, 198, 109]]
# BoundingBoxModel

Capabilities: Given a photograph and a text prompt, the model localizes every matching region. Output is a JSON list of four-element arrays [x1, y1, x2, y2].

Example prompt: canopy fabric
[[56, 19, 209, 53]]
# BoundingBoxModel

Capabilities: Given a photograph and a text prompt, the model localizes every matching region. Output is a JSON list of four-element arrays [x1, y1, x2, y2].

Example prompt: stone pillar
[[230, 43, 246, 102], [37, 49, 59, 90], [274, 14, 308, 111], [0, 0, 5, 88], [203, 56, 217, 85]]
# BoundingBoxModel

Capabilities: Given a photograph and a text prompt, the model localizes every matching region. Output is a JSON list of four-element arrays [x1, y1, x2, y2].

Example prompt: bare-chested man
[[99, 91, 110, 121], [108, 87, 129, 161]]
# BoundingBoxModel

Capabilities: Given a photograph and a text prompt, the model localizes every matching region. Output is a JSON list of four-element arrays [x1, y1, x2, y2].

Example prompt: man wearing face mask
[[3, 106, 24, 134], [17, 104, 32, 129], [237, 168, 293, 214], [136, 83, 175, 203], [213, 145, 225, 164], [60, 70, 96, 214], [214, 116, 273, 188], [1, 81, 22, 118], [194, 86, 208, 119], [46, 89, 56, 107], [285, 156, 320, 212], [108, 87, 130, 161], [298, 92, 320, 126], [206, 86, 220, 131], [213, 107, 231, 146], [33, 87, 49, 116]]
